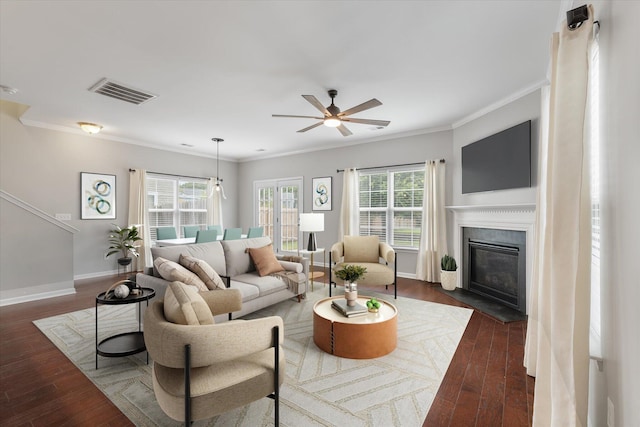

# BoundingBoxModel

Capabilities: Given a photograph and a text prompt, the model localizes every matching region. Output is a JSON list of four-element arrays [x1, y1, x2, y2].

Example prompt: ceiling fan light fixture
[[323, 117, 341, 127], [78, 122, 103, 134]]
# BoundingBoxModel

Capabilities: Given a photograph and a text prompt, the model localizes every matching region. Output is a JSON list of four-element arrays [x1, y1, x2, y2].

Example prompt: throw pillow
[[154, 257, 208, 292], [164, 281, 214, 325], [245, 244, 285, 277], [179, 254, 227, 290]]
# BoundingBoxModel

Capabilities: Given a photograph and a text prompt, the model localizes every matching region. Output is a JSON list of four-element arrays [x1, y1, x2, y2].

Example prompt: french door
[[253, 177, 303, 253]]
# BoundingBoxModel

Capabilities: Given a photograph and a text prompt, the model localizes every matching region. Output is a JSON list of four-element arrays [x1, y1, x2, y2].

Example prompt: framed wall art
[[81, 172, 116, 219], [312, 176, 332, 211]]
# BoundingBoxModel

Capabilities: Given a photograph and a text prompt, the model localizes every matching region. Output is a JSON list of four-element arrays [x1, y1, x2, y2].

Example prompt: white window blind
[[359, 168, 424, 249], [146, 174, 209, 239]]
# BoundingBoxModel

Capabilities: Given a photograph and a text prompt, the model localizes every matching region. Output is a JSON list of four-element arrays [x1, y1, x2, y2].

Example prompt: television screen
[[461, 120, 531, 194]]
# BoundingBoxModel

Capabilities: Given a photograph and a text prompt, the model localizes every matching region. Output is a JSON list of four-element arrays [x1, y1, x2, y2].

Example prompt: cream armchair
[[329, 235, 397, 298], [144, 282, 285, 425]]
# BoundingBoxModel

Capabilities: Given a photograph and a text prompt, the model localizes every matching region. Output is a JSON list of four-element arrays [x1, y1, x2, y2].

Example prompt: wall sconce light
[[78, 122, 103, 134]]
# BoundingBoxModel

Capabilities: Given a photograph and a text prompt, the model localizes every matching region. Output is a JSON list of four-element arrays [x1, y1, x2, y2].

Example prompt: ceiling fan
[[272, 89, 390, 136]]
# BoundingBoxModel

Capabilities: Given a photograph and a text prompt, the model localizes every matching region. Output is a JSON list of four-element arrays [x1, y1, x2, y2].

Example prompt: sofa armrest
[[276, 255, 309, 283], [379, 243, 395, 264], [199, 289, 242, 316], [330, 242, 344, 264]]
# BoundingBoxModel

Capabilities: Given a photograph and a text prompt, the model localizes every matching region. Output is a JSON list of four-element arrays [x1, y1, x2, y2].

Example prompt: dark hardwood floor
[[0, 272, 533, 426]]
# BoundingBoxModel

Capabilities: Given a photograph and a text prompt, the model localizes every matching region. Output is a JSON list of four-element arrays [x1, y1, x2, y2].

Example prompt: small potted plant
[[440, 254, 458, 291], [335, 264, 367, 306], [106, 224, 142, 266]]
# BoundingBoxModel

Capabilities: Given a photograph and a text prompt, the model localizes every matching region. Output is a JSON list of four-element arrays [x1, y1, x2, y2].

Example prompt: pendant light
[[211, 138, 227, 199]]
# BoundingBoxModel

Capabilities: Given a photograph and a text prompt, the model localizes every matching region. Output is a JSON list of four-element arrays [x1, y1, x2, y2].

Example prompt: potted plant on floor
[[440, 254, 458, 291], [335, 264, 367, 306], [106, 224, 142, 267]]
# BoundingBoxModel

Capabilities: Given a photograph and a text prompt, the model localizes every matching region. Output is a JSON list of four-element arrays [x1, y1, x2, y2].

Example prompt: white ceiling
[[0, 1, 560, 161]]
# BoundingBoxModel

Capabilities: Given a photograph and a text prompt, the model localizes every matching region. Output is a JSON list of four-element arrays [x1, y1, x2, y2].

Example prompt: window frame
[[358, 167, 425, 250], [146, 173, 210, 239]]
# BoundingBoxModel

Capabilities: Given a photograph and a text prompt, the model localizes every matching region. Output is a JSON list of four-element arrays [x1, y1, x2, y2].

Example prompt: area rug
[[34, 285, 472, 426]]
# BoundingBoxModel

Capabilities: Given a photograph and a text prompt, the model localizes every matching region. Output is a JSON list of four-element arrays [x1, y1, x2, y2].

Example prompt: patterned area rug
[[34, 285, 472, 426]]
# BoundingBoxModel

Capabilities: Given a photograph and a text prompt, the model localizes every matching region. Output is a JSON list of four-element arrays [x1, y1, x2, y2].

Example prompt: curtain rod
[[129, 169, 211, 181], [336, 159, 445, 173], [566, 4, 600, 30]]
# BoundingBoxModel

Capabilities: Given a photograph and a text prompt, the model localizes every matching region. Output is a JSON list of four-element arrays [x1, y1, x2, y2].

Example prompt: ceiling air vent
[[88, 78, 157, 105]]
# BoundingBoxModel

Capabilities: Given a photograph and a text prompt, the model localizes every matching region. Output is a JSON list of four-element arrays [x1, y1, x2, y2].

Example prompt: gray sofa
[[136, 236, 308, 322]]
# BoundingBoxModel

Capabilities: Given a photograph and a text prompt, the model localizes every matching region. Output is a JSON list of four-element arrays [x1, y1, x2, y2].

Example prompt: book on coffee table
[[331, 299, 368, 317]]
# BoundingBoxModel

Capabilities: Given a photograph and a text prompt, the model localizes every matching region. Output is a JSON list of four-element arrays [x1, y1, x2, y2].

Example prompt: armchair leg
[[267, 326, 280, 426], [394, 252, 397, 299], [329, 252, 334, 297], [184, 344, 192, 425]]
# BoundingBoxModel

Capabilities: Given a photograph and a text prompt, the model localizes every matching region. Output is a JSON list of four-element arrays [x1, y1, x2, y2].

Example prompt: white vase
[[440, 270, 458, 291], [345, 282, 358, 306]]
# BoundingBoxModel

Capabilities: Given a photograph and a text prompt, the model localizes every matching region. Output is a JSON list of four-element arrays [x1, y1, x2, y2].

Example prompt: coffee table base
[[313, 296, 397, 359]]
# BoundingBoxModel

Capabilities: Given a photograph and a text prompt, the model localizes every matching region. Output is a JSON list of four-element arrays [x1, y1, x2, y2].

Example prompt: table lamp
[[299, 213, 324, 251]]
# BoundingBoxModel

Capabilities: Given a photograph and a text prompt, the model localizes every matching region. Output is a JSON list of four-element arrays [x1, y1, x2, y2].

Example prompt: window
[[359, 169, 424, 249], [253, 178, 302, 253], [147, 174, 209, 239]]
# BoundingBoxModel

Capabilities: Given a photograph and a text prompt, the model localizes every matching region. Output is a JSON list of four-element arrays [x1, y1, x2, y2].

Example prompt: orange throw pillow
[[246, 244, 285, 277]]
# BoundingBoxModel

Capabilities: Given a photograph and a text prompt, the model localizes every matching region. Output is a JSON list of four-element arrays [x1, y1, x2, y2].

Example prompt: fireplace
[[463, 227, 526, 314]]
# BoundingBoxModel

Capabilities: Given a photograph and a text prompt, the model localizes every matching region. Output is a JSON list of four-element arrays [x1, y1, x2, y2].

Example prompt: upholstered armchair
[[144, 282, 285, 424], [329, 235, 397, 298]]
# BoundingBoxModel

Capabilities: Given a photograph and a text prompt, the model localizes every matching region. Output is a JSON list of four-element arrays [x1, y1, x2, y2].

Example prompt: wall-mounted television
[[461, 120, 531, 194]]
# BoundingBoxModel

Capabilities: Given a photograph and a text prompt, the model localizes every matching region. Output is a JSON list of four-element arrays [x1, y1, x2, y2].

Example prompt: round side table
[[95, 287, 155, 369]]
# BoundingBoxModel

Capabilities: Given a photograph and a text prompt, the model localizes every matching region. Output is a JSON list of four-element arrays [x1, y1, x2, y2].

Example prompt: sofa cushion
[[163, 281, 214, 325], [245, 244, 285, 277], [232, 273, 289, 297], [228, 279, 261, 302], [344, 235, 380, 263], [179, 254, 226, 290], [221, 236, 271, 277], [151, 241, 226, 277], [154, 257, 208, 291]]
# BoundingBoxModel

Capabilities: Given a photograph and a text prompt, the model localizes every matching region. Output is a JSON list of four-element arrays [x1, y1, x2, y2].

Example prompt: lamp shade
[[299, 213, 324, 232]]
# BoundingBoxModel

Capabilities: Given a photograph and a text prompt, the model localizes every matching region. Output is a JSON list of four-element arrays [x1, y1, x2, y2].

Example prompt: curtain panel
[[127, 169, 152, 269], [416, 160, 447, 282], [524, 6, 594, 426], [338, 168, 359, 240], [207, 178, 223, 230]]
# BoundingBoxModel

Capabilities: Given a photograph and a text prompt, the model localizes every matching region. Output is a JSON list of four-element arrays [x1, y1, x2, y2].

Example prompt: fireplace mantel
[[446, 204, 536, 314]]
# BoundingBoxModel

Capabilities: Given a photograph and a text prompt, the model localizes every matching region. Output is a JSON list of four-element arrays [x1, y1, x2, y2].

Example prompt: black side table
[[95, 287, 155, 369]]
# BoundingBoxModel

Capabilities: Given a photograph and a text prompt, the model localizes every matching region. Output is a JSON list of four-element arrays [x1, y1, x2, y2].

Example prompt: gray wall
[[238, 131, 454, 276], [0, 101, 239, 279], [453, 90, 540, 207], [596, 1, 640, 425]]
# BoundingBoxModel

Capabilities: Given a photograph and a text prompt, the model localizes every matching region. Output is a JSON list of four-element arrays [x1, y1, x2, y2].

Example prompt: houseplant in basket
[[106, 224, 142, 267], [335, 264, 367, 306], [440, 254, 458, 291]]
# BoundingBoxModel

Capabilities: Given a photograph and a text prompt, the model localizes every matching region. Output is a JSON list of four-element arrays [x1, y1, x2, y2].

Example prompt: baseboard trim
[[0, 288, 76, 307]]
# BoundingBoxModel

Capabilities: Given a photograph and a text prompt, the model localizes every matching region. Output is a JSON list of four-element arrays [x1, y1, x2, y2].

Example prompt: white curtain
[[128, 169, 152, 269], [416, 160, 447, 282], [338, 168, 359, 240], [524, 6, 594, 426], [207, 178, 223, 230]]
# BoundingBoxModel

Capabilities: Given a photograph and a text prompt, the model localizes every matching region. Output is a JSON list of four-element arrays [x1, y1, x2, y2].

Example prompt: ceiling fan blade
[[336, 123, 353, 137], [341, 117, 390, 127], [338, 98, 382, 117], [272, 114, 325, 119], [302, 95, 330, 116], [297, 122, 324, 133]]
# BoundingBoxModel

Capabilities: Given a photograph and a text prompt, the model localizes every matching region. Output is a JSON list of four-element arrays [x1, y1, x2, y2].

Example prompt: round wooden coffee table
[[313, 296, 398, 359]]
